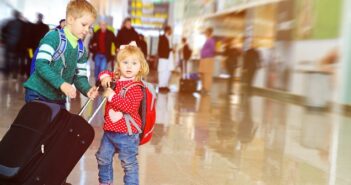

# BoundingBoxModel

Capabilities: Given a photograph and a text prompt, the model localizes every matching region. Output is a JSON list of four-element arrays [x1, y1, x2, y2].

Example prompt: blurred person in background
[[17, 15, 32, 78], [84, 27, 94, 56], [2, 13, 36, 78], [21, 13, 49, 78], [221, 37, 241, 93], [114, 17, 140, 70], [199, 27, 216, 94], [56, 19, 66, 29], [1, 10, 25, 78], [32, 13, 49, 49], [89, 20, 116, 80], [115, 18, 140, 48], [138, 33, 147, 59], [157, 25, 173, 93], [242, 42, 261, 93], [178, 37, 192, 78]]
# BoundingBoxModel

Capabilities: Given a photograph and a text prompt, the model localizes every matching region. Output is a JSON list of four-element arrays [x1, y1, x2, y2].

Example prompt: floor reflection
[[0, 72, 351, 185]]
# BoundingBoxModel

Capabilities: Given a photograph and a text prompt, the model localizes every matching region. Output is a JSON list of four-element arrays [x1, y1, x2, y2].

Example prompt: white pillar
[[339, 0, 351, 105]]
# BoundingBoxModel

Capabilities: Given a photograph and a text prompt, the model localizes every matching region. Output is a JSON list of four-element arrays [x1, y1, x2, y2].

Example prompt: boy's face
[[67, 13, 95, 39], [118, 55, 141, 79]]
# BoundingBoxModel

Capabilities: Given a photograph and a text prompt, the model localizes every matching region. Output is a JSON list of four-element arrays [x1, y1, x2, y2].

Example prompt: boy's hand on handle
[[102, 88, 114, 98], [87, 86, 99, 100], [60, 82, 76, 99]]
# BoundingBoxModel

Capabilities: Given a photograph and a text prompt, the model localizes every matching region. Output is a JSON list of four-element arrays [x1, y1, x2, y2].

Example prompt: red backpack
[[119, 81, 157, 145]]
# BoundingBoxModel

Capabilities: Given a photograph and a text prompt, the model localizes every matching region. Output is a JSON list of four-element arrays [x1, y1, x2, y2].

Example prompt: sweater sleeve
[[34, 30, 65, 89], [108, 86, 143, 113], [74, 48, 91, 95]]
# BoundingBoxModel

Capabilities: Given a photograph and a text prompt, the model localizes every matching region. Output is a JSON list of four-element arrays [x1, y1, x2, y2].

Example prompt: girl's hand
[[100, 76, 112, 88], [103, 88, 115, 98]]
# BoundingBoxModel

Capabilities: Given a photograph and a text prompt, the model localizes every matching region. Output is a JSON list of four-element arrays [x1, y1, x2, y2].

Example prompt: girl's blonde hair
[[115, 46, 149, 81], [66, 0, 97, 20]]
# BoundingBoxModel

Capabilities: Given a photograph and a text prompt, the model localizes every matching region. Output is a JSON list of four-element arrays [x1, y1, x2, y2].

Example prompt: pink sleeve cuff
[[99, 74, 110, 80], [98, 70, 113, 80], [108, 92, 116, 102]]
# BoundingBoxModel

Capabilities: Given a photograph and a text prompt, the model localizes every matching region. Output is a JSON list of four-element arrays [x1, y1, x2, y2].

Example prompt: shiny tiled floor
[[1, 72, 351, 185]]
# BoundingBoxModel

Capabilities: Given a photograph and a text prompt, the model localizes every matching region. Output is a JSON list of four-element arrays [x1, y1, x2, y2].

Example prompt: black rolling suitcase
[[179, 59, 199, 93], [0, 98, 104, 185]]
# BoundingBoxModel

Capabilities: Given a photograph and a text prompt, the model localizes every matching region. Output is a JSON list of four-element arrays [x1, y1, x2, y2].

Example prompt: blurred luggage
[[179, 79, 197, 93], [179, 59, 200, 93]]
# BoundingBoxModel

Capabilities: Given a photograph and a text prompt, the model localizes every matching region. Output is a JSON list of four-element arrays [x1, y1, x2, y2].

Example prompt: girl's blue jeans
[[96, 131, 140, 185]]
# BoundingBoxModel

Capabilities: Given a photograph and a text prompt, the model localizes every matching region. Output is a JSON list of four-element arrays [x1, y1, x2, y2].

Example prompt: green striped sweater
[[23, 29, 91, 101]]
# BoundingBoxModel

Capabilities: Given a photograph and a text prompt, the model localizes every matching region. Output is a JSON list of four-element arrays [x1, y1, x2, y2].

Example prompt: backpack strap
[[118, 81, 144, 98], [77, 39, 84, 61], [53, 29, 68, 76], [53, 29, 84, 62], [124, 114, 142, 135], [30, 29, 66, 75], [30, 29, 84, 76], [118, 81, 144, 135], [52, 29, 67, 61]]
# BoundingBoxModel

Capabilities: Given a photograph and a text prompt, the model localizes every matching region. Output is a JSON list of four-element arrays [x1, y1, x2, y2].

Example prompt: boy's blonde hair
[[66, 0, 97, 19], [115, 46, 149, 81]]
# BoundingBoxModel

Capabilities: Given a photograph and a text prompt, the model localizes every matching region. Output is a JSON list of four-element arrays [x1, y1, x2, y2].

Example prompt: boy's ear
[[66, 15, 75, 25]]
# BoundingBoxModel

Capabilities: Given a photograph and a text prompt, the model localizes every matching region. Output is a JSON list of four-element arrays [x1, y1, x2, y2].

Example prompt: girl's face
[[118, 56, 141, 79], [67, 13, 95, 39]]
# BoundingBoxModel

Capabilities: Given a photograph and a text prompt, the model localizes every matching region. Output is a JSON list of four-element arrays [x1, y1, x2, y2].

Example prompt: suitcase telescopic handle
[[78, 80, 102, 116], [78, 81, 116, 124]]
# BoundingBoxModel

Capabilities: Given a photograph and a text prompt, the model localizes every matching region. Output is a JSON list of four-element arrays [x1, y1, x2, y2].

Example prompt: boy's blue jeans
[[94, 53, 108, 80], [24, 88, 66, 109], [96, 131, 140, 185]]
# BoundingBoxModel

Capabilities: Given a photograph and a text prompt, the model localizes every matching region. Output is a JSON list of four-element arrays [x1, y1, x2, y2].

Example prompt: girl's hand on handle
[[87, 86, 99, 100], [60, 82, 76, 99], [101, 76, 112, 88]]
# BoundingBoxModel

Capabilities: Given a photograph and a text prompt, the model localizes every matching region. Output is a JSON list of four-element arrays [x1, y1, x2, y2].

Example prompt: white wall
[[290, 40, 339, 101]]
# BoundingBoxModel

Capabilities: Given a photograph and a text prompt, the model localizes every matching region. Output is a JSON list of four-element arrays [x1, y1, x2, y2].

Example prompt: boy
[[24, 0, 98, 108]]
